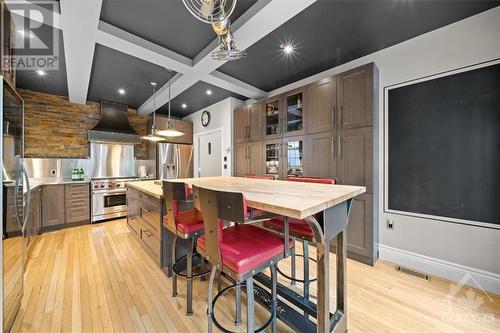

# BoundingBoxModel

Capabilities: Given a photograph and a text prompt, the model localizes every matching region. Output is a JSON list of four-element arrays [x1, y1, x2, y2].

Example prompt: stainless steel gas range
[[91, 178, 138, 222]]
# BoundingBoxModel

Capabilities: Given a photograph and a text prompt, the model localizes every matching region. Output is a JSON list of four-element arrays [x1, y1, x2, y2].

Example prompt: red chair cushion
[[197, 224, 292, 274], [287, 177, 335, 185], [163, 209, 204, 234], [264, 217, 314, 238]]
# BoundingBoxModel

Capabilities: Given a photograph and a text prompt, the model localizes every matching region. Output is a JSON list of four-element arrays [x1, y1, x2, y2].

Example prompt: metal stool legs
[[186, 237, 194, 315], [235, 282, 242, 325], [206, 266, 279, 333], [171, 236, 178, 297], [207, 266, 217, 333], [172, 235, 202, 316], [303, 239, 310, 300], [290, 244, 296, 286]]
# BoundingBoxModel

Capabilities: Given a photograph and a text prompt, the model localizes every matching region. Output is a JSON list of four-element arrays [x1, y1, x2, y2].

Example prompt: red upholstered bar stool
[[163, 181, 211, 316], [194, 185, 291, 333], [264, 177, 336, 303]]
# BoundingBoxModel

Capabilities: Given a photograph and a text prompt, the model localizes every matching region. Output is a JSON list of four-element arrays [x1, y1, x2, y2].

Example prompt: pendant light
[[156, 70, 184, 137], [142, 82, 165, 142]]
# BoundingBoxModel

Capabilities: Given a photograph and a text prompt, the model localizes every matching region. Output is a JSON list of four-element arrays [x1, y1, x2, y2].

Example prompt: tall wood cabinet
[[307, 77, 336, 134], [234, 102, 262, 144], [234, 141, 263, 177], [233, 62, 378, 265]]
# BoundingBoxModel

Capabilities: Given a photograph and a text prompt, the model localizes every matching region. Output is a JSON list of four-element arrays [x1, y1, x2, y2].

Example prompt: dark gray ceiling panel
[[100, 0, 258, 59], [87, 44, 174, 108], [14, 22, 68, 97], [157, 80, 246, 118], [218, 1, 499, 91]]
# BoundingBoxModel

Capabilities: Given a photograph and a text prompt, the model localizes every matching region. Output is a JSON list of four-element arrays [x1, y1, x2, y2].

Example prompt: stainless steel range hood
[[88, 101, 141, 144]]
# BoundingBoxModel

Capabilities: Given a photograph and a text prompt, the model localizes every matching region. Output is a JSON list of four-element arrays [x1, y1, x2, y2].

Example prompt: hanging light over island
[[142, 82, 166, 142], [156, 69, 184, 137]]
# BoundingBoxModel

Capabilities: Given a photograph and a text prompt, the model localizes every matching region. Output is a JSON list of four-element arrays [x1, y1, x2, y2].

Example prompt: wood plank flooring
[[12, 219, 500, 333]]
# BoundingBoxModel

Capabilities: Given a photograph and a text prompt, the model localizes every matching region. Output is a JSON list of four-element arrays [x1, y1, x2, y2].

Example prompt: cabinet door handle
[[337, 136, 341, 158], [246, 126, 250, 138], [332, 107, 336, 129], [338, 106, 342, 128], [331, 136, 334, 157]]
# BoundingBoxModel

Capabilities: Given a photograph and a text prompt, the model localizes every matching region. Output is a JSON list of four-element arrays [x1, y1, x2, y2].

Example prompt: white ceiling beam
[[95, 21, 193, 74], [203, 71, 266, 99], [59, 0, 102, 104], [139, 0, 317, 114]]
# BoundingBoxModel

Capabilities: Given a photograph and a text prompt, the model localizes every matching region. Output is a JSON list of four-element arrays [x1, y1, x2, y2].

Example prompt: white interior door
[[198, 131, 222, 177]]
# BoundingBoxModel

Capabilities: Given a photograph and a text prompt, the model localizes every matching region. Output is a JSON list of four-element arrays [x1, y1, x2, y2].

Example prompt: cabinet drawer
[[66, 198, 89, 208], [128, 216, 142, 235], [127, 187, 140, 200], [140, 193, 160, 211], [66, 206, 90, 223], [65, 184, 89, 200], [141, 207, 161, 240], [141, 229, 161, 261]]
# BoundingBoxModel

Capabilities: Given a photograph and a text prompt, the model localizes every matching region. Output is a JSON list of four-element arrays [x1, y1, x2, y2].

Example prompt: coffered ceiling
[[10, 0, 499, 117]]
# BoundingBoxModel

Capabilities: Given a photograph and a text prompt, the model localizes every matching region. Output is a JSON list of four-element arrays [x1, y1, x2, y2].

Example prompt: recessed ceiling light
[[118, 88, 126, 95], [281, 44, 294, 54], [206, 90, 212, 95], [181, 103, 187, 109], [36, 70, 46, 76]]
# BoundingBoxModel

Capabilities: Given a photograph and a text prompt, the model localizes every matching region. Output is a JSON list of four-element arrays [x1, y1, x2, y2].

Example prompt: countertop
[[4, 177, 90, 191], [126, 180, 163, 199]]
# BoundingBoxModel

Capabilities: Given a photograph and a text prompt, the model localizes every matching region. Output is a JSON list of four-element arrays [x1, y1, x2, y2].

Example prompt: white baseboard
[[378, 244, 500, 295]]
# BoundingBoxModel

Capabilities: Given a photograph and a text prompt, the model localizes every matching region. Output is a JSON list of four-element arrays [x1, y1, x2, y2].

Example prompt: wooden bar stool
[[193, 185, 292, 333], [264, 177, 336, 303], [163, 181, 211, 316]]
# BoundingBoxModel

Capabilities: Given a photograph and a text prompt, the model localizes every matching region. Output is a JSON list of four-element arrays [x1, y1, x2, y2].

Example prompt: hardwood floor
[[12, 219, 500, 333]]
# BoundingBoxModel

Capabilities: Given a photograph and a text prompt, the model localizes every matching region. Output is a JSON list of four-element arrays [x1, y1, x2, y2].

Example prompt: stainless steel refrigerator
[[157, 143, 193, 180], [1, 78, 29, 332]]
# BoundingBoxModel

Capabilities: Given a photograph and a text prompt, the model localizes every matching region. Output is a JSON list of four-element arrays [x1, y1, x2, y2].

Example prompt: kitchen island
[[126, 180, 185, 276], [164, 176, 365, 333]]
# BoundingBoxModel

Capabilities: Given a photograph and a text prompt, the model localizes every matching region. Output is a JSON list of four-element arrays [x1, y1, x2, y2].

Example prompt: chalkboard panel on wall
[[387, 62, 500, 226]]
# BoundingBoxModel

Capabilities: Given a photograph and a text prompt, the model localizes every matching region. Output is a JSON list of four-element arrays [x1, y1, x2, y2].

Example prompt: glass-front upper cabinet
[[283, 137, 304, 179], [284, 89, 307, 136], [264, 97, 281, 139], [264, 140, 281, 179]]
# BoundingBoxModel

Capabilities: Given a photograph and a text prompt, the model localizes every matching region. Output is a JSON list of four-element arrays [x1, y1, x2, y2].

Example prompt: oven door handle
[[92, 189, 127, 195]]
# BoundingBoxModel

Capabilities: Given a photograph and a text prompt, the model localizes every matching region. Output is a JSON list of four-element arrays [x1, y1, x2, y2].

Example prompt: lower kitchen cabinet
[[41, 183, 90, 229], [65, 184, 90, 224], [330, 193, 375, 265], [126, 187, 167, 268], [42, 185, 65, 227]]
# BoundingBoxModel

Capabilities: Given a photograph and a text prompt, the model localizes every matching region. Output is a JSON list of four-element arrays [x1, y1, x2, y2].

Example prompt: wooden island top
[[164, 176, 365, 219], [126, 180, 164, 199]]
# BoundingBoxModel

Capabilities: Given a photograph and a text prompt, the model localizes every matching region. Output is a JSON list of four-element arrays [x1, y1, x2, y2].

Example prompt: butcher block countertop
[[164, 176, 365, 219], [126, 180, 163, 199]]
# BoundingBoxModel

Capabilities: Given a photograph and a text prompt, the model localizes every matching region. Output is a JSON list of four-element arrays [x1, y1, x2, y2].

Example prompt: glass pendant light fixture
[[142, 82, 165, 142], [156, 70, 184, 137]]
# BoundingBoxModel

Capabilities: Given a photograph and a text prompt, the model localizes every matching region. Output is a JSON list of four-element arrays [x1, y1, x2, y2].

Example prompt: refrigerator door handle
[[21, 164, 31, 233], [13, 168, 22, 229]]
